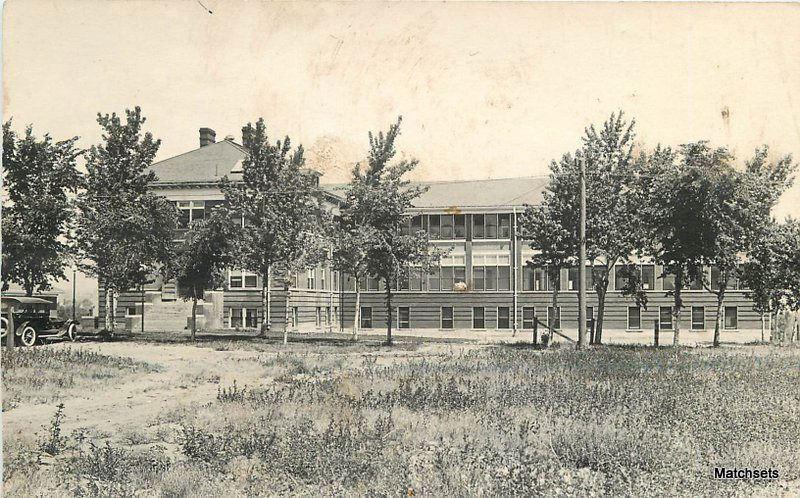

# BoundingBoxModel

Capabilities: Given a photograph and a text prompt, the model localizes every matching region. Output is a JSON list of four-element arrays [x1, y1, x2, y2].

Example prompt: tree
[[2, 120, 81, 295], [171, 210, 234, 340], [536, 113, 644, 345], [354, 117, 439, 346], [518, 199, 575, 345], [687, 144, 795, 346], [331, 207, 378, 341], [75, 107, 177, 334], [220, 118, 326, 341], [741, 218, 800, 341]]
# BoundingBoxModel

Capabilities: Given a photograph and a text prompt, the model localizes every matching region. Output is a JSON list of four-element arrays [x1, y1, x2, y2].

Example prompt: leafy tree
[[220, 118, 326, 341], [518, 199, 575, 345], [171, 210, 235, 340], [741, 218, 800, 341], [2, 120, 81, 295], [355, 117, 439, 346], [75, 107, 177, 334], [686, 144, 795, 346], [331, 206, 378, 341]]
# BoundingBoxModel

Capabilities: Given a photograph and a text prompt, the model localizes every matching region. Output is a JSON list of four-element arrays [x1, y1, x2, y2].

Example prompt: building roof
[[150, 140, 547, 208], [150, 140, 247, 184], [323, 176, 548, 209]]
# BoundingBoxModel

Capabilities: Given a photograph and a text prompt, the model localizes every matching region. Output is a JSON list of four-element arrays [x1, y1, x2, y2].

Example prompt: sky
[[3, 1, 800, 302]]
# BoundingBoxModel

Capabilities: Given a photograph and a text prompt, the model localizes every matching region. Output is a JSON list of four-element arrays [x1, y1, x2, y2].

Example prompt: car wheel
[[20, 325, 37, 347], [67, 323, 78, 342], [0, 317, 8, 340]]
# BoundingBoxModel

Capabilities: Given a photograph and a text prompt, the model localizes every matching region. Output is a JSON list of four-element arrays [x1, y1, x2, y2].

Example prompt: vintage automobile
[[0, 296, 79, 346]]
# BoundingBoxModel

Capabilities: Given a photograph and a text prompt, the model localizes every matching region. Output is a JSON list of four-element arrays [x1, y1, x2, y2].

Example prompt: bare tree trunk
[[549, 269, 559, 347], [712, 287, 725, 347], [283, 283, 292, 346], [191, 290, 197, 342], [672, 269, 683, 347], [104, 284, 113, 332], [760, 312, 765, 343], [266, 264, 272, 336], [353, 279, 361, 342], [595, 287, 607, 345], [385, 278, 393, 346]]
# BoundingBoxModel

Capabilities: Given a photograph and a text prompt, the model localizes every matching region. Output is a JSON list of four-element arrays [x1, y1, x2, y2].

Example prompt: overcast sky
[[4, 1, 800, 301]]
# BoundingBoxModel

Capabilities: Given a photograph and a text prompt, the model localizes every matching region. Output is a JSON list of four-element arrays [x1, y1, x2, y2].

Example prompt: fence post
[[654, 318, 660, 347], [533, 317, 539, 346]]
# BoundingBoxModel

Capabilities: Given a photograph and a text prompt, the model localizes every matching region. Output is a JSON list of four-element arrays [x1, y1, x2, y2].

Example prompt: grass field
[[2, 336, 799, 497]]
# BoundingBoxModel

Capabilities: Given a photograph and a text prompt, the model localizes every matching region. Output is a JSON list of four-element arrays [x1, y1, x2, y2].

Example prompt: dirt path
[[2, 342, 274, 441]]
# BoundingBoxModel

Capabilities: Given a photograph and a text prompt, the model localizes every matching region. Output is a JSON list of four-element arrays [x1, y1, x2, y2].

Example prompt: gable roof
[[322, 176, 548, 209], [149, 140, 247, 184]]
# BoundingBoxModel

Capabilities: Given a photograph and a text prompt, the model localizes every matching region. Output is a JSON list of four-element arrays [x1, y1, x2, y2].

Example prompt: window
[[333, 306, 338, 325], [398, 307, 410, 329], [472, 266, 485, 291], [615, 264, 635, 290], [126, 306, 138, 317], [497, 307, 510, 329], [229, 270, 258, 289], [230, 308, 243, 328], [641, 265, 655, 290], [628, 306, 641, 330], [724, 306, 738, 330], [522, 307, 536, 329], [316, 307, 322, 327], [586, 306, 594, 331], [485, 266, 497, 291], [428, 267, 440, 292], [691, 306, 705, 330], [659, 306, 673, 330], [498, 214, 511, 238], [568, 266, 579, 291], [454, 215, 466, 239], [547, 306, 561, 330], [359, 275, 380, 292], [307, 269, 316, 290], [409, 268, 423, 291], [711, 266, 738, 290], [588, 265, 607, 290], [245, 308, 258, 328], [177, 200, 205, 228], [523, 266, 535, 291], [428, 215, 440, 239], [473, 214, 485, 238], [292, 306, 299, 328], [333, 271, 339, 291], [411, 215, 423, 234], [535, 268, 549, 291], [440, 215, 454, 239], [360, 307, 372, 329], [688, 272, 704, 290], [320, 269, 326, 290], [498, 266, 511, 291], [473, 307, 485, 329], [441, 267, 454, 291], [485, 214, 498, 239], [441, 307, 454, 329]]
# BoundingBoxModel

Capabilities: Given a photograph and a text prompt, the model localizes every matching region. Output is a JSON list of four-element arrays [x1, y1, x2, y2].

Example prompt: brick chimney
[[199, 128, 216, 147]]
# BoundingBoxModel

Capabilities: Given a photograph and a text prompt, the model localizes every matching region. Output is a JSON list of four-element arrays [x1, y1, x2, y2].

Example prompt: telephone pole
[[577, 157, 588, 350]]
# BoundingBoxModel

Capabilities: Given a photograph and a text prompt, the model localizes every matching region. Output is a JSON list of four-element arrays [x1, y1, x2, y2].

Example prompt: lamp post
[[577, 157, 588, 350]]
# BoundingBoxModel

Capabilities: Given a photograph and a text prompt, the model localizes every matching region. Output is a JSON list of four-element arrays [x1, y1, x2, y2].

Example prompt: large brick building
[[99, 128, 765, 340]]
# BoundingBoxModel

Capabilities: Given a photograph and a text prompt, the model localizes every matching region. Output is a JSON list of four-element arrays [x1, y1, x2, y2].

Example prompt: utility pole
[[577, 157, 588, 350]]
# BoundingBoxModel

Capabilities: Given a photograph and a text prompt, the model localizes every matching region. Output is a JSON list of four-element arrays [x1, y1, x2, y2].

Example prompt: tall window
[[398, 307, 410, 329], [485, 214, 498, 238], [498, 214, 511, 238], [454, 215, 466, 239], [472, 253, 511, 291], [615, 264, 635, 290], [316, 307, 322, 327], [628, 306, 641, 330], [245, 308, 258, 328], [441, 307, 454, 329], [522, 307, 536, 329], [473, 307, 485, 329], [432, 255, 466, 291], [320, 269, 326, 290], [662, 272, 676, 291], [691, 306, 705, 330], [641, 265, 655, 290], [177, 200, 205, 228], [440, 215, 454, 239], [428, 214, 441, 239], [230, 308, 243, 328], [724, 306, 738, 330], [291, 307, 298, 327], [306, 269, 316, 289], [547, 306, 561, 330], [497, 307, 510, 329], [360, 307, 372, 329], [711, 266, 738, 291], [659, 306, 673, 330], [360, 276, 380, 292], [472, 214, 485, 239]]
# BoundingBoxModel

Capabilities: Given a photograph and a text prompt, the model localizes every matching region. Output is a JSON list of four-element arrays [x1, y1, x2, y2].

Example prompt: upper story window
[[472, 213, 511, 240], [177, 201, 205, 228], [229, 269, 258, 289], [425, 214, 466, 240]]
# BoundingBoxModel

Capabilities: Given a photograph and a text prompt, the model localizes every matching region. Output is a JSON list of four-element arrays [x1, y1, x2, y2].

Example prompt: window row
[[626, 305, 739, 331], [401, 214, 513, 240], [358, 305, 561, 330], [229, 269, 338, 291]]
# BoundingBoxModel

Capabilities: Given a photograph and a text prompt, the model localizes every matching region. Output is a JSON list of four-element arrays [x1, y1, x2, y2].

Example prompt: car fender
[[14, 321, 33, 336]]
